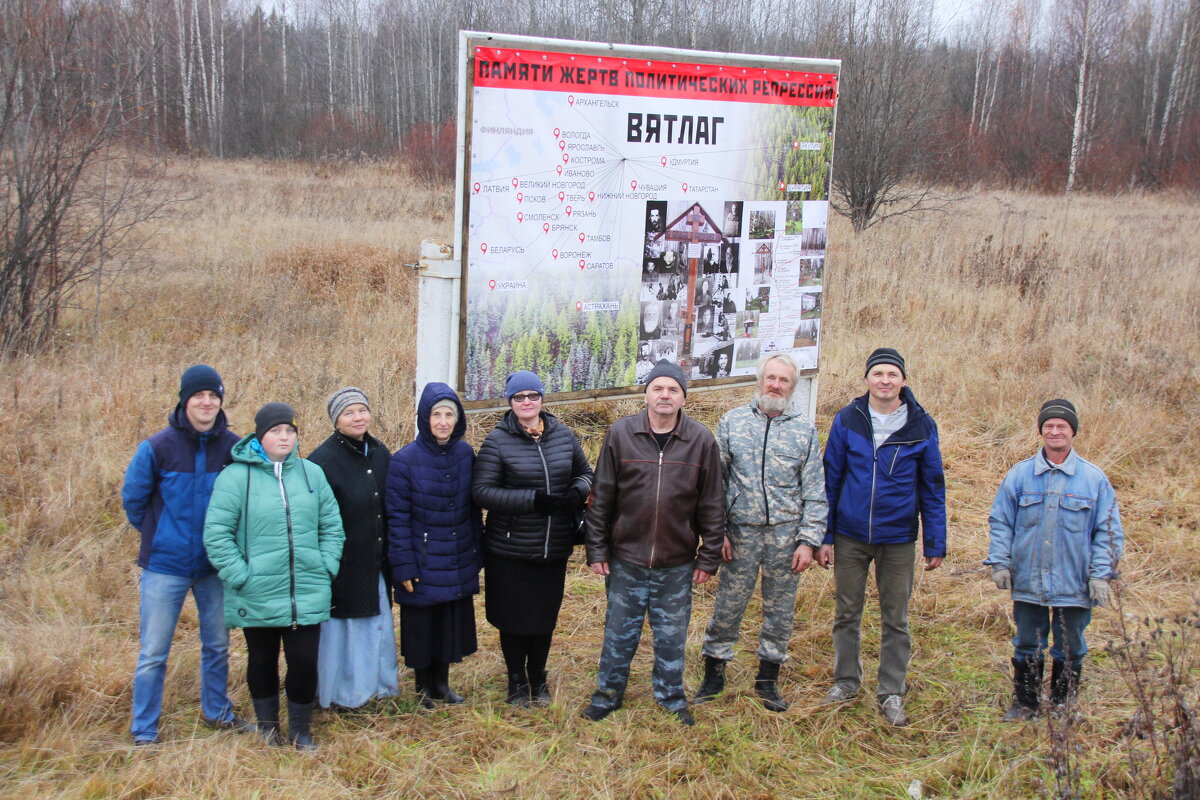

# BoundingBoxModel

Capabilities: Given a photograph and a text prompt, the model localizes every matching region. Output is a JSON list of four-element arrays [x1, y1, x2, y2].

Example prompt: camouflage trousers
[[701, 521, 800, 664], [589, 560, 693, 713]]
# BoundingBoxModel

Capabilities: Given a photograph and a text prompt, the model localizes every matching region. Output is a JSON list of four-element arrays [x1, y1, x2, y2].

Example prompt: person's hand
[[568, 486, 590, 511], [992, 568, 1011, 590], [1090, 577, 1111, 607], [817, 544, 834, 568], [924, 557, 943, 572], [591, 561, 610, 576], [693, 568, 711, 584], [791, 544, 814, 573], [401, 579, 417, 593], [533, 491, 555, 515], [721, 538, 732, 562]]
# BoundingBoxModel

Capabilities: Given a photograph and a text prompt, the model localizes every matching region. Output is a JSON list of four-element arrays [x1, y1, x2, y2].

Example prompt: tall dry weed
[[0, 161, 1198, 797]]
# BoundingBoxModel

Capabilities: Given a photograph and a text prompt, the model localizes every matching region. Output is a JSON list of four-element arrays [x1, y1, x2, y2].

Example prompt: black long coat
[[471, 411, 593, 562], [308, 431, 392, 618]]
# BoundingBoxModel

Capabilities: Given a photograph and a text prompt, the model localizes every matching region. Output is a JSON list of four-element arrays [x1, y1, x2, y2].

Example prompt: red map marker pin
[[559, 140, 566, 151], [556, 165, 563, 175], [578, 259, 586, 270], [473, 182, 481, 193], [682, 183, 688, 193], [578, 232, 586, 243], [588, 192, 595, 202], [554, 127, 560, 138], [552, 249, 559, 260], [630, 180, 637, 190], [516, 192, 523, 203], [558, 191, 565, 201], [543, 223, 550, 233], [779, 181, 785, 191], [793, 140, 799, 149], [562, 154, 569, 163], [565, 206, 572, 216], [480, 242, 488, 253], [568, 95, 575, 106], [488, 279, 496, 291], [517, 212, 524, 222], [576, 301, 583, 311], [660, 156, 667, 167], [512, 178, 519, 188]]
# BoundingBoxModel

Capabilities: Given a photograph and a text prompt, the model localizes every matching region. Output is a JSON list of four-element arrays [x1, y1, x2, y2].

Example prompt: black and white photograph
[[722, 201, 743, 237]]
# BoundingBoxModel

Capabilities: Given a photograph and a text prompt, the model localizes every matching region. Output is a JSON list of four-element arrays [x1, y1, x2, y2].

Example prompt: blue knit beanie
[[179, 364, 224, 404], [504, 371, 545, 401]]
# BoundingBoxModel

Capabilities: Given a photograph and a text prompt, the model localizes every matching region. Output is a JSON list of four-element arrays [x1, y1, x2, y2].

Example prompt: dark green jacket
[[203, 435, 345, 628]]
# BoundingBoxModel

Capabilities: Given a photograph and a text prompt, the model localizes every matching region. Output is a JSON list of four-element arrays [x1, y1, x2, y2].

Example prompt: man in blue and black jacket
[[817, 348, 946, 726], [122, 365, 250, 744]]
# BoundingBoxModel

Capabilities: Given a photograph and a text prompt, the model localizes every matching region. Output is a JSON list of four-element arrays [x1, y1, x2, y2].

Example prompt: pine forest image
[[463, 270, 638, 402], [746, 105, 836, 202]]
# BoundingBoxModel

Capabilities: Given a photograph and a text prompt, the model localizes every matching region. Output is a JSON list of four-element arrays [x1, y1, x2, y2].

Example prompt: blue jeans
[[131, 570, 234, 741], [1012, 601, 1092, 664], [590, 560, 693, 713]]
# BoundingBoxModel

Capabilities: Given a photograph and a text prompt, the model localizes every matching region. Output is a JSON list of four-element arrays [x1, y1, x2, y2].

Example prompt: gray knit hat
[[864, 347, 906, 378], [1038, 399, 1079, 435], [644, 359, 687, 395], [327, 386, 369, 424]]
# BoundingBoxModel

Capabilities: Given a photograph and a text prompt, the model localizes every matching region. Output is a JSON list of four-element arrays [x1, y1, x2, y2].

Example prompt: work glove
[[992, 568, 1012, 591], [1089, 577, 1111, 607]]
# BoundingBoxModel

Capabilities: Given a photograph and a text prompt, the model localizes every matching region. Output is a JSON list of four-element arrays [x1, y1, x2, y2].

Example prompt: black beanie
[[255, 402, 298, 441], [644, 359, 687, 395], [179, 364, 224, 405], [1038, 399, 1078, 435], [864, 347, 906, 378]]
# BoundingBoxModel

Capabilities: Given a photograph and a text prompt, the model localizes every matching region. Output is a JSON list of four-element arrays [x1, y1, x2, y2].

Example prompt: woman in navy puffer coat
[[386, 383, 482, 708]]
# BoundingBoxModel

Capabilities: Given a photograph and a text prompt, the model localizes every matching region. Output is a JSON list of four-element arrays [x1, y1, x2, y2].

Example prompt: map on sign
[[460, 36, 838, 403]]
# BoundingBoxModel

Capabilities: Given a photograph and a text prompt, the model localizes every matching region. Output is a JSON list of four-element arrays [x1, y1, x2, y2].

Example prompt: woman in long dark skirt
[[472, 371, 593, 706], [385, 383, 483, 708]]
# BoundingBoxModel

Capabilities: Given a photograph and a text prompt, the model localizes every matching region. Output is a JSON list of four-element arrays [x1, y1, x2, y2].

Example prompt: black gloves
[[533, 491, 556, 515]]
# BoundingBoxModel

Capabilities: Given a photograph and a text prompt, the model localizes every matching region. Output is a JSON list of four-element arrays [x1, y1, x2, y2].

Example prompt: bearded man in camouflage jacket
[[694, 353, 827, 712]]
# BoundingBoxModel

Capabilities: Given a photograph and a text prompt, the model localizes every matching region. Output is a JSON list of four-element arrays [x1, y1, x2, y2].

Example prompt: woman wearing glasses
[[472, 371, 593, 706]]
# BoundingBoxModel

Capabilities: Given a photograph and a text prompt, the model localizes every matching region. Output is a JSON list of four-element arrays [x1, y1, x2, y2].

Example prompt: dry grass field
[[0, 159, 1197, 799]]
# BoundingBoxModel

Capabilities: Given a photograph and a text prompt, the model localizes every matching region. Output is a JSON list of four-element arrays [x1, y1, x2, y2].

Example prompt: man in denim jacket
[[986, 399, 1124, 720]]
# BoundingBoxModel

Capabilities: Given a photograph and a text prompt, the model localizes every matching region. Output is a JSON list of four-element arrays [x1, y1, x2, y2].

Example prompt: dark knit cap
[[255, 402, 298, 441], [1038, 399, 1079, 435], [864, 347, 906, 378], [179, 364, 224, 404], [504, 370, 546, 401], [645, 359, 687, 395], [327, 386, 369, 424]]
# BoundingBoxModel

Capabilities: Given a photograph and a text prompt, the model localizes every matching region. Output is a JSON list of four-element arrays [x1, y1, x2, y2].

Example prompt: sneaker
[[132, 737, 158, 747], [206, 714, 256, 733], [672, 708, 696, 727], [879, 694, 908, 727], [820, 684, 857, 706], [580, 704, 614, 722]]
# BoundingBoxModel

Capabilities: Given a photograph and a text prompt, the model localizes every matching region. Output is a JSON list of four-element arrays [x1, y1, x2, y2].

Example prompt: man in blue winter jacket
[[122, 365, 251, 745], [817, 348, 946, 726], [986, 399, 1123, 720]]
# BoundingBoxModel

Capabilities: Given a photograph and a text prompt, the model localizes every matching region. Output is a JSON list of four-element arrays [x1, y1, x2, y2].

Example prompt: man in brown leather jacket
[[580, 360, 725, 726]]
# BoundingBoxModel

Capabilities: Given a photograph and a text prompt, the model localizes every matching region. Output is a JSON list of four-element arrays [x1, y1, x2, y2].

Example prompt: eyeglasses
[[510, 392, 542, 404]]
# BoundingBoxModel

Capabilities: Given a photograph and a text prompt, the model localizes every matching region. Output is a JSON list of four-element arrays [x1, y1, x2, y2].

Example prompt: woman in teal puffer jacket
[[204, 402, 344, 751]]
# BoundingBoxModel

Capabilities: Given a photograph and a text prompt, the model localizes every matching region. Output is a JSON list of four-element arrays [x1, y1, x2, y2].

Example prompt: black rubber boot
[[1003, 657, 1043, 721], [414, 668, 436, 709], [506, 672, 531, 708], [529, 670, 551, 707], [252, 695, 282, 746], [286, 700, 317, 752], [1051, 660, 1082, 706], [692, 656, 727, 704], [754, 659, 788, 712], [431, 661, 465, 704]]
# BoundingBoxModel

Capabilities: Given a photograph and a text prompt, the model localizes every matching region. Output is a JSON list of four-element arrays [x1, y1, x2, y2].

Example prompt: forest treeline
[[4, 0, 1196, 193]]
